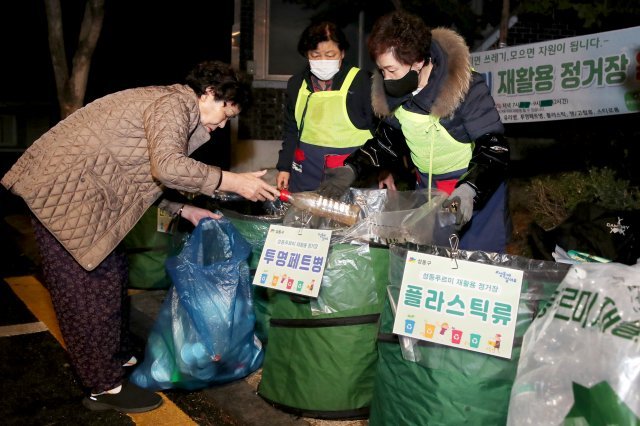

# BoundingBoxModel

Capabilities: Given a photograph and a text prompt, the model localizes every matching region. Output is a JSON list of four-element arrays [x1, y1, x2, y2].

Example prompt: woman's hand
[[180, 205, 223, 226], [276, 171, 290, 190], [219, 170, 281, 201], [378, 171, 397, 191]]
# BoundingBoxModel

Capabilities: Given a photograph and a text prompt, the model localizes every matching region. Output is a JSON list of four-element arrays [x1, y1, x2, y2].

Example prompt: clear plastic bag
[[280, 189, 454, 315], [507, 262, 640, 425], [309, 242, 378, 315], [130, 218, 264, 390], [282, 188, 454, 247], [342, 188, 453, 246]]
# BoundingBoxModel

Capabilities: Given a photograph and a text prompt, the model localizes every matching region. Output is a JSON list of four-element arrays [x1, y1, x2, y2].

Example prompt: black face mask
[[383, 69, 419, 98]]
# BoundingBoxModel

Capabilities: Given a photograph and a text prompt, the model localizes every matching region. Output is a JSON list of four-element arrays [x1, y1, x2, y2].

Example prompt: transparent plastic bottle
[[279, 189, 361, 226], [150, 358, 172, 384]]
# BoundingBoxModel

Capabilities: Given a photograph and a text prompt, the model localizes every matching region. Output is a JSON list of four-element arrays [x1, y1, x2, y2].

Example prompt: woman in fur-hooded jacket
[[342, 10, 510, 253]]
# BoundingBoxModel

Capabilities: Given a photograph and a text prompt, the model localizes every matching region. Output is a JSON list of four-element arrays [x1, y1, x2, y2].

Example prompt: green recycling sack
[[257, 243, 390, 419], [121, 206, 173, 289], [369, 245, 569, 426]]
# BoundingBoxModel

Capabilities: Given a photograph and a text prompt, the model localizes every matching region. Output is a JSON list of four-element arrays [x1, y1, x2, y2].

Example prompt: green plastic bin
[[368, 245, 569, 426], [121, 206, 174, 289], [257, 243, 390, 419]]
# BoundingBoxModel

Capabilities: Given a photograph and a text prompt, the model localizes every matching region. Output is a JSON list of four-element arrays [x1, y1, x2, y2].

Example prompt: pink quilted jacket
[[2, 84, 222, 271]]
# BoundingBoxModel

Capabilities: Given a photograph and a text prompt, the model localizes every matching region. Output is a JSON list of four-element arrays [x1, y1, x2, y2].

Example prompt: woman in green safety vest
[[276, 21, 375, 193], [319, 11, 511, 253]]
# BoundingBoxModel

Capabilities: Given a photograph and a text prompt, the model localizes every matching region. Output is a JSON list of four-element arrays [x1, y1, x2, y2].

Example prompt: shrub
[[530, 167, 640, 230]]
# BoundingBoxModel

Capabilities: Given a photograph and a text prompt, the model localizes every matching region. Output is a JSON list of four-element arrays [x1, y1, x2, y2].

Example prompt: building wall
[[238, 0, 286, 143], [234, 0, 286, 172]]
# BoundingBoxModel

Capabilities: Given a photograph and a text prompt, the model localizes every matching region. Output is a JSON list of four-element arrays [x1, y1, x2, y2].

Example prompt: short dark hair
[[368, 11, 432, 65], [185, 60, 251, 110], [297, 21, 349, 57]]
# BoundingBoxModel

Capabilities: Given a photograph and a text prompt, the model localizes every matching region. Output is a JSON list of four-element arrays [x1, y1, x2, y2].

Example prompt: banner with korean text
[[470, 26, 640, 123]]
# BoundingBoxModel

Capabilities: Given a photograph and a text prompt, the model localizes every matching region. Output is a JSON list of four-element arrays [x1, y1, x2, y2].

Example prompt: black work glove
[[317, 166, 356, 199]]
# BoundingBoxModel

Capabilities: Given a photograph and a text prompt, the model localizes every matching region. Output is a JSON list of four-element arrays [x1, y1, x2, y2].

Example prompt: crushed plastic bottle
[[279, 189, 361, 226], [150, 358, 172, 384]]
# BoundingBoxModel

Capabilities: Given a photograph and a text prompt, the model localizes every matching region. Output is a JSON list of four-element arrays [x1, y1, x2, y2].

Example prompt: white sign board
[[393, 252, 523, 359], [471, 26, 640, 123], [253, 225, 331, 298], [156, 207, 174, 234]]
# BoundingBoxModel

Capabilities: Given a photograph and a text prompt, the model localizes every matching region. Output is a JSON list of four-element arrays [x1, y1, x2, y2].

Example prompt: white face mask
[[309, 59, 340, 81]]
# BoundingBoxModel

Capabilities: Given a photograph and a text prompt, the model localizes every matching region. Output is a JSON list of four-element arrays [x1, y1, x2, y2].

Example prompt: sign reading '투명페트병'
[[253, 224, 331, 298]]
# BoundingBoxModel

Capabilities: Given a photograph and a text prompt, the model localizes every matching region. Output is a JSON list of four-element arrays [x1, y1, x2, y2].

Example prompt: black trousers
[[31, 216, 130, 394]]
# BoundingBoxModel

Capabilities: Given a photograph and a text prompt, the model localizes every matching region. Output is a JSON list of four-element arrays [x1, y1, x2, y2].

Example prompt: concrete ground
[[2, 272, 351, 425]]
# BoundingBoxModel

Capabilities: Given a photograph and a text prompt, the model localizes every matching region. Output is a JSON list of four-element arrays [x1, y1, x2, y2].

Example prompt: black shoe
[[82, 381, 163, 413]]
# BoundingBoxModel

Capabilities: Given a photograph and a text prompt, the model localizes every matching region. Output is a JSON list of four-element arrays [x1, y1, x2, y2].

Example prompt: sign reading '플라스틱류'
[[393, 251, 523, 359], [470, 26, 640, 123]]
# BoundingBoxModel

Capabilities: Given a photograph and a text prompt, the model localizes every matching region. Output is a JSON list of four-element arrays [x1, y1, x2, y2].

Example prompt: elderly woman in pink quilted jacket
[[1, 60, 279, 413]]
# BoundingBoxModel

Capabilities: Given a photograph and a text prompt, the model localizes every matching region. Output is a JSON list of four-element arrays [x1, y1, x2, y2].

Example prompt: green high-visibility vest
[[395, 106, 472, 175], [294, 67, 372, 148]]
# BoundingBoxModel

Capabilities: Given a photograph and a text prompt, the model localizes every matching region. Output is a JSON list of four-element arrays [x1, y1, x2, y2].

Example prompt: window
[[253, 0, 374, 83]]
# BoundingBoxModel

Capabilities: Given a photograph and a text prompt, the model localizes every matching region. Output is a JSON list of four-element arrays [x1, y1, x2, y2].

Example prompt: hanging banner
[[470, 26, 640, 123]]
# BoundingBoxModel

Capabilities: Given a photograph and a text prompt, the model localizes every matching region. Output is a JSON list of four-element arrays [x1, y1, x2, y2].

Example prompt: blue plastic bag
[[130, 218, 264, 390]]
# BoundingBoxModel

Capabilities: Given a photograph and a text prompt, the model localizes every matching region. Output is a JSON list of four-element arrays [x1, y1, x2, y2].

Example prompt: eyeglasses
[[223, 102, 240, 119]]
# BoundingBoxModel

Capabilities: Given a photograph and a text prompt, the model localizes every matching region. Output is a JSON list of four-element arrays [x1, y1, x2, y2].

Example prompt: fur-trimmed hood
[[371, 27, 471, 119]]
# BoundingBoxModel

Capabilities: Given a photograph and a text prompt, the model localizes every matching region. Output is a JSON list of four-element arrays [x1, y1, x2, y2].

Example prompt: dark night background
[[0, 1, 235, 169], [1, 1, 233, 103]]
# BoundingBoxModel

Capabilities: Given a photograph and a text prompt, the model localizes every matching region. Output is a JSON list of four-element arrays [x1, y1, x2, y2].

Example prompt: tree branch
[[68, 0, 105, 114], [44, 0, 69, 106]]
